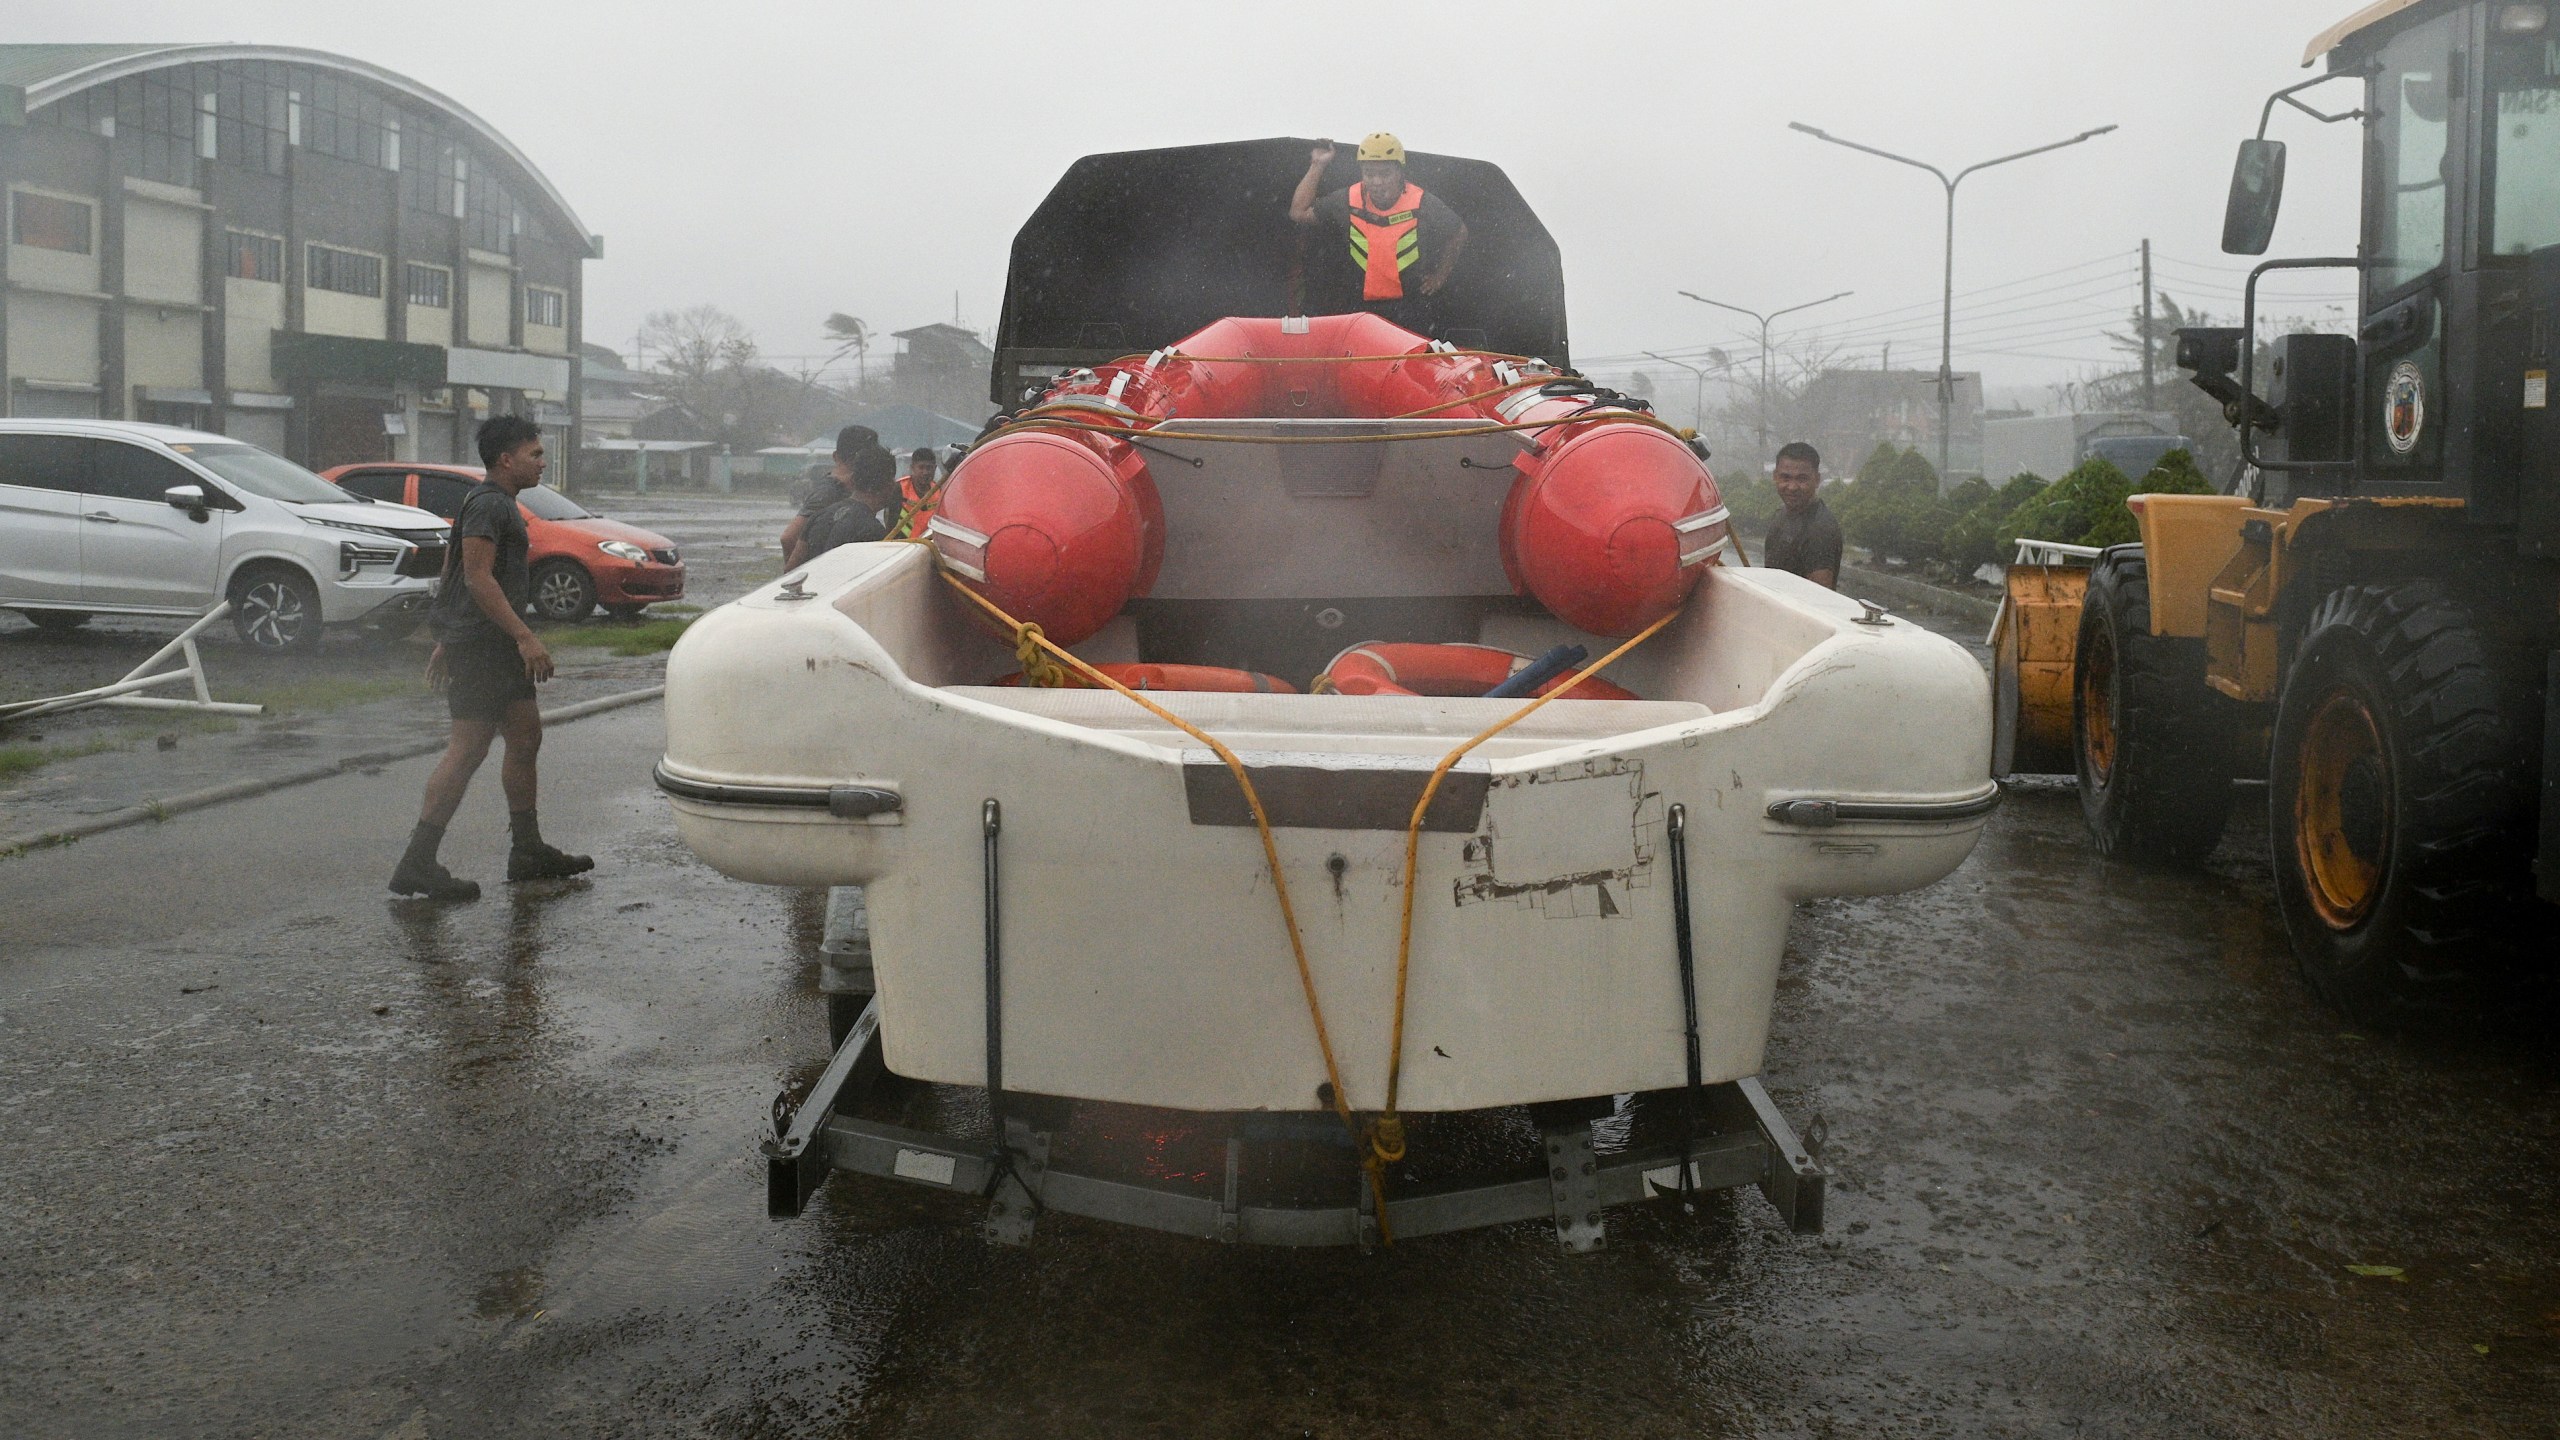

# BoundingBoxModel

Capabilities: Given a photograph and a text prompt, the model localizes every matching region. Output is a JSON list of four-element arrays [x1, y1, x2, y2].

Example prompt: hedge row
[[1725, 442, 2214, 576]]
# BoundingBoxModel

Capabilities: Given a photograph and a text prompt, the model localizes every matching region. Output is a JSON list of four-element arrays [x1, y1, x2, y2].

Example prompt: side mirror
[[163, 483, 208, 514], [2222, 138, 2287, 255]]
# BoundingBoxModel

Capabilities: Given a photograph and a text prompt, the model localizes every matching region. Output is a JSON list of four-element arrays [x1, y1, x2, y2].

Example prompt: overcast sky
[[25, 0, 2372, 404]]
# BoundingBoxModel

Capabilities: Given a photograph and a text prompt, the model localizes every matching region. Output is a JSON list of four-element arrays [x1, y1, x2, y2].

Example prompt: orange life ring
[[1315, 642, 1640, 701], [998, 663, 1299, 693]]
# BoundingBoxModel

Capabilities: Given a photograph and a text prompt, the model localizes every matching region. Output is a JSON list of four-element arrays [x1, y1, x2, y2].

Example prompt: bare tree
[[638, 306, 759, 391]]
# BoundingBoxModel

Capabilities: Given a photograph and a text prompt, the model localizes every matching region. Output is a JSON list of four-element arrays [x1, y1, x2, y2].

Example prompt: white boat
[[653, 139, 1994, 1247]]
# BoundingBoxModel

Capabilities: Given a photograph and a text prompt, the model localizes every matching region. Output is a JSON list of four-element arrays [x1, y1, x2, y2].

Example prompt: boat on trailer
[[655, 139, 1994, 1249]]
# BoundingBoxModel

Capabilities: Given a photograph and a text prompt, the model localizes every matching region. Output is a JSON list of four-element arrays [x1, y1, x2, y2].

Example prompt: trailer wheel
[[2073, 549, 2236, 864], [2270, 582, 2539, 1023]]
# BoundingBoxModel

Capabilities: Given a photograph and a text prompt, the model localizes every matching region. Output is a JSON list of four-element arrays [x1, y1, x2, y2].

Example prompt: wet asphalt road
[[5, 635, 2559, 1436]]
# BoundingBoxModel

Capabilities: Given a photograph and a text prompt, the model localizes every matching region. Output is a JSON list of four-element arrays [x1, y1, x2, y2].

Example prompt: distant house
[[1796, 368, 1985, 488], [577, 341, 652, 443], [826, 403, 979, 455], [888, 323, 996, 421]]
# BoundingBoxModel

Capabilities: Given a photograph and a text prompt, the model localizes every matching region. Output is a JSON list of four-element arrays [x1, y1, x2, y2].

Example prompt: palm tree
[[823, 313, 872, 389]]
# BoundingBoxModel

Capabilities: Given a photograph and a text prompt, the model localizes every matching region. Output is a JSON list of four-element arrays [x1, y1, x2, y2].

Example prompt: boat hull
[[660, 543, 1991, 1114]]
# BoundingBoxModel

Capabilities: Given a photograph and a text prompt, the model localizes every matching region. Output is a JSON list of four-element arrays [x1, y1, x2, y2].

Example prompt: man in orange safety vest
[[1289, 132, 1469, 332]]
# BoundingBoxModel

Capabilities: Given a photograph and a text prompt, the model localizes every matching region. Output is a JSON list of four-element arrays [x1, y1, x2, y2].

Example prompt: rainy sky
[[21, 0, 2368, 398]]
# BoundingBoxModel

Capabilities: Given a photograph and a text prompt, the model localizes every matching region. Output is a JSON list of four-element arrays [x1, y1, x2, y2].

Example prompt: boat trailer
[[762, 803, 1828, 1252]]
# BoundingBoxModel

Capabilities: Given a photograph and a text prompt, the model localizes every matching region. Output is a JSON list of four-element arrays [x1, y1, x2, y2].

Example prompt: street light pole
[[1787, 120, 2117, 485], [1641, 350, 1716, 434], [1674, 290, 1851, 467]]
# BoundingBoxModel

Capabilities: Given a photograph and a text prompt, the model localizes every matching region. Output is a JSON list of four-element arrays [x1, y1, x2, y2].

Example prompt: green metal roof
[[0, 44, 164, 92], [0, 43, 595, 255]]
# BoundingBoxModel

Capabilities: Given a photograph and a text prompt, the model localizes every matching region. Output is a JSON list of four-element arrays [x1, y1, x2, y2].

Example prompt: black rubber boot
[[507, 809, 593, 881], [389, 822, 481, 901]]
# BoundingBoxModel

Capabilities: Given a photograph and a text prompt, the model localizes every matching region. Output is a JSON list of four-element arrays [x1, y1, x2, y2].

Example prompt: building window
[[405, 262, 452, 308], [525, 286, 566, 328], [226, 231, 284, 282], [11, 191, 94, 254], [306, 243, 383, 298]]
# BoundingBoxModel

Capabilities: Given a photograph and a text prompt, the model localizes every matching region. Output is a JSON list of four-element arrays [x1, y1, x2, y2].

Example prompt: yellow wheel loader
[[1996, 0, 2560, 1022]]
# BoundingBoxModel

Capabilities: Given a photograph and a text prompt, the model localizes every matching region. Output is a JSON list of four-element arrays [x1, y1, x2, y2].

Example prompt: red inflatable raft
[[927, 312, 1730, 647]]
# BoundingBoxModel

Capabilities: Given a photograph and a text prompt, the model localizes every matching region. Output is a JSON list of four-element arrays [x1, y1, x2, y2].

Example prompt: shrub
[[1942, 471, 2048, 574], [1835, 446, 1946, 563], [1722, 470, 1781, 530]]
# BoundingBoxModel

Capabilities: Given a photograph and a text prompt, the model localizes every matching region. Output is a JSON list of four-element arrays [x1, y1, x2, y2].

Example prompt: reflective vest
[[1346, 182, 1425, 301], [891, 473, 942, 540]]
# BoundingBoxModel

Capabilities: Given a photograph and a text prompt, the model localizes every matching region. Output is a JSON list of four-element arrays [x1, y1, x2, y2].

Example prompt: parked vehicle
[[0, 421, 446, 654], [323, 463, 685, 621]]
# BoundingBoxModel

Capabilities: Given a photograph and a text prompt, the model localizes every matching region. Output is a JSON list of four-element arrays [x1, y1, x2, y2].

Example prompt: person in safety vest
[[889, 446, 943, 540], [1288, 133, 1468, 331]]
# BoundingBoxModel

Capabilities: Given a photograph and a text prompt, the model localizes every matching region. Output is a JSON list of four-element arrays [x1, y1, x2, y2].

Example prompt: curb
[[1839, 565, 2000, 628], [0, 685, 665, 861]]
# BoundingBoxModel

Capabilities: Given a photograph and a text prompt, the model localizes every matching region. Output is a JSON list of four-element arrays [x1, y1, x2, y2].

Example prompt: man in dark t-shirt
[[1288, 133, 1469, 333], [1761, 440, 1843, 589], [390, 415, 593, 900]]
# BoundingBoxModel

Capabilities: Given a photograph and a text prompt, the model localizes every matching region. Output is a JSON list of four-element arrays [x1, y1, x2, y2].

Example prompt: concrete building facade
[[0, 44, 597, 476]]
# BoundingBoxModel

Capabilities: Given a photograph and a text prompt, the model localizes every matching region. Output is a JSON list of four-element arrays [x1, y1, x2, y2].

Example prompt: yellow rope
[[926, 561, 1385, 1223], [919, 538, 1697, 1243], [1371, 607, 1682, 1174]]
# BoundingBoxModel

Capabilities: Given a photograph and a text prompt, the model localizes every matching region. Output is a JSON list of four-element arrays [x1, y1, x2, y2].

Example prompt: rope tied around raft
[[1011, 622, 1070, 689]]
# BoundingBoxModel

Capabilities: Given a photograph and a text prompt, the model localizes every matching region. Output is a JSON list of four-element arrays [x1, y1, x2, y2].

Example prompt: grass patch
[[653, 603, 705, 615], [549, 617, 693, 656], [0, 735, 123, 785]]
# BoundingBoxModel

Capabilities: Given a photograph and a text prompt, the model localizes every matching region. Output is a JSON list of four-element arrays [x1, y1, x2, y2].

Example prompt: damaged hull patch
[[1453, 760, 1660, 919]]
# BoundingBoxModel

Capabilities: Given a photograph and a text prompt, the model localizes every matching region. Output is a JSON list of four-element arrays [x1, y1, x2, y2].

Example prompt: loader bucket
[[1992, 564, 2088, 777]]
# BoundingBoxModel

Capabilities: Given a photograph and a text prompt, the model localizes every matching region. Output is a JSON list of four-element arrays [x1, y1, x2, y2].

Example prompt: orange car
[[323, 462, 685, 621]]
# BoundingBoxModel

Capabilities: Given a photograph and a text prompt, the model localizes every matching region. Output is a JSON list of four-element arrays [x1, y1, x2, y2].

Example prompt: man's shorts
[[444, 638, 537, 722]]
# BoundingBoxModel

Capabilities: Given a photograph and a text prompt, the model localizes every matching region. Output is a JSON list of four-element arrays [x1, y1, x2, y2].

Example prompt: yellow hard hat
[[1355, 132, 1406, 165]]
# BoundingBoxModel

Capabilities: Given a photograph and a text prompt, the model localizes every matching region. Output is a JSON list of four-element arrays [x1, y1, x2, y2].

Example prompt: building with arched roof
[[0, 44, 599, 474]]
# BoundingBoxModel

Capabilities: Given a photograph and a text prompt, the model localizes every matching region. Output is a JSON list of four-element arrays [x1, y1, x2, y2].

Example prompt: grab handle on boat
[[1765, 787, 2003, 827]]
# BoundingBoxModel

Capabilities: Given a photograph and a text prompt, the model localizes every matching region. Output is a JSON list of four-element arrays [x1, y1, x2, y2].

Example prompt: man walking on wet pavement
[[1761, 441, 1842, 590], [389, 414, 593, 900]]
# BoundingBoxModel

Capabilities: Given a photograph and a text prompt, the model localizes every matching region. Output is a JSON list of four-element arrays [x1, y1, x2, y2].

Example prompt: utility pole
[[1789, 120, 2118, 485], [1642, 351, 1719, 434], [1676, 289, 1851, 469], [2140, 238, 2156, 413]]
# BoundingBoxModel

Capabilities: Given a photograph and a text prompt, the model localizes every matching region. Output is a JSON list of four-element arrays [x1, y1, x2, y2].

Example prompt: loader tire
[[2074, 548, 2237, 865], [2269, 582, 2541, 1024]]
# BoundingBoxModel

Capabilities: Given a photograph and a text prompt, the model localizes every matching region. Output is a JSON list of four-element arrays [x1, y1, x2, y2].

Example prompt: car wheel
[[229, 566, 324, 656], [604, 602, 650, 621], [531, 560, 597, 622], [21, 609, 90, 632]]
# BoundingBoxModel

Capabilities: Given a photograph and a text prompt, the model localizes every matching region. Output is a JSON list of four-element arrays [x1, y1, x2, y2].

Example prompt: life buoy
[[998, 663, 1299, 694], [1315, 642, 1639, 701]]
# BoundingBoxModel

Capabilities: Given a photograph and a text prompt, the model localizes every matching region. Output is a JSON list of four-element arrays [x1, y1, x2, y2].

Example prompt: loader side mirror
[[2222, 138, 2287, 255]]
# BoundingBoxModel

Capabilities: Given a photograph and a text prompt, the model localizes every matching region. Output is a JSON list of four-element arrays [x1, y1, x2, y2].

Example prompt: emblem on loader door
[[2385, 361, 2425, 454]]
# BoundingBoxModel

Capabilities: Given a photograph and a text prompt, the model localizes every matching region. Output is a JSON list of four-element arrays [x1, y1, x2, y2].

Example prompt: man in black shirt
[[389, 415, 593, 899], [782, 425, 895, 568], [1761, 441, 1843, 589]]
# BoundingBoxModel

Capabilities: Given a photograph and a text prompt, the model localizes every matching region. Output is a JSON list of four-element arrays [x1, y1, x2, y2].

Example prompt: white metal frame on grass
[[0, 605, 267, 723]]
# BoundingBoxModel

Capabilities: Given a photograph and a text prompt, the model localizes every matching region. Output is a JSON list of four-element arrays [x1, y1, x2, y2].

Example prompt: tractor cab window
[[2485, 30, 2560, 257], [2368, 16, 2456, 297]]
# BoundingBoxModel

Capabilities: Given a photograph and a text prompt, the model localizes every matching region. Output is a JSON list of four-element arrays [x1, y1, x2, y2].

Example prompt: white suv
[[0, 421, 449, 655]]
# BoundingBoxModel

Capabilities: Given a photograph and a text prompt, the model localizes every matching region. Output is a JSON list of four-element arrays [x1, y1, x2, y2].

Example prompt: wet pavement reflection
[[1, 700, 2555, 1438]]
